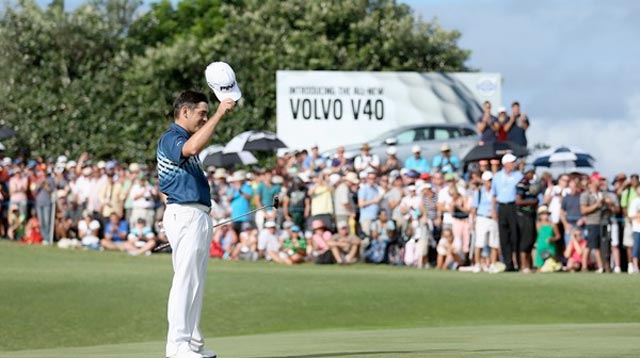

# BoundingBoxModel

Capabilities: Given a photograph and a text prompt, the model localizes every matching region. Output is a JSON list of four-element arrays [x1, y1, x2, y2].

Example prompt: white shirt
[[545, 185, 570, 223], [438, 186, 454, 225], [354, 154, 380, 172], [628, 197, 640, 232]]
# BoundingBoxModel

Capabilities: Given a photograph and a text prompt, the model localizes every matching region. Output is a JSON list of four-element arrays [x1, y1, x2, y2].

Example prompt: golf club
[[153, 195, 280, 252]]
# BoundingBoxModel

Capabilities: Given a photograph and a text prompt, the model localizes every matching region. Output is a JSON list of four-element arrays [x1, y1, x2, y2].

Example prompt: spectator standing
[[448, 186, 471, 261], [283, 177, 309, 231], [492, 154, 523, 271], [471, 171, 500, 272], [494, 107, 514, 142], [120, 163, 140, 222], [308, 171, 334, 230], [302, 145, 325, 172], [129, 175, 157, 229], [358, 172, 381, 237], [9, 166, 28, 218], [560, 179, 585, 244], [254, 171, 281, 230], [620, 174, 639, 273], [431, 144, 460, 174], [227, 172, 254, 234], [404, 145, 430, 174], [506, 101, 529, 147], [333, 173, 357, 232], [353, 143, 380, 173], [599, 177, 620, 272], [381, 147, 401, 174], [476, 100, 497, 143], [626, 186, 640, 274], [330, 146, 348, 172], [580, 173, 606, 273], [515, 166, 539, 273], [99, 172, 123, 222], [34, 170, 55, 243]]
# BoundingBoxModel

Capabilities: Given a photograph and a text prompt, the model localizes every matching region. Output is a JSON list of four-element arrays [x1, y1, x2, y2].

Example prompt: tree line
[[0, 0, 470, 164]]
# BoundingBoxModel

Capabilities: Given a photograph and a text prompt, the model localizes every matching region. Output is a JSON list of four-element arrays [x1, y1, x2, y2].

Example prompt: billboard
[[276, 71, 501, 151]]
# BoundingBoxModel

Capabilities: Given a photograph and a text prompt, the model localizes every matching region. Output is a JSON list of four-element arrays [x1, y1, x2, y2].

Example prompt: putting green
[[2, 242, 640, 357], [1, 323, 639, 358]]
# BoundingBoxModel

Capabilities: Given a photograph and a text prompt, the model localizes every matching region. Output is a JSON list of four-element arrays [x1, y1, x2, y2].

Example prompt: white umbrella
[[223, 130, 287, 153], [199, 144, 257, 168]]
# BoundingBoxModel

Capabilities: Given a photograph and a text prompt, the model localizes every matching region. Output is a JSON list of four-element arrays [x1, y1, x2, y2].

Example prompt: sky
[[409, 0, 640, 176], [32, 0, 640, 176]]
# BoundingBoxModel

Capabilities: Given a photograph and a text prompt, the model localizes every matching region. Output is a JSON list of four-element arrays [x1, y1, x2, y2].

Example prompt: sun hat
[[501, 153, 517, 164], [228, 172, 245, 182], [344, 172, 360, 185], [481, 171, 493, 181], [537, 205, 550, 215], [440, 143, 451, 152], [361, 143, 371, 150], [205, 62, 242, 101], [214, 168, 227, 179]]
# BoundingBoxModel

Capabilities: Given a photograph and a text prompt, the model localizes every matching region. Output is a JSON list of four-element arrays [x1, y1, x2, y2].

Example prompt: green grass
[[1, 241, 640, 357]]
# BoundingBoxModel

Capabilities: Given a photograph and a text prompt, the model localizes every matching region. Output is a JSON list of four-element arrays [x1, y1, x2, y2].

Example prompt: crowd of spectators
[[2, 101, 639, 273]]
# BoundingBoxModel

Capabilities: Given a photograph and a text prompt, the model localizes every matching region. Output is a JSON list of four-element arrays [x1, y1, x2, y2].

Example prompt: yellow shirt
[[310, 184, 333, 216]]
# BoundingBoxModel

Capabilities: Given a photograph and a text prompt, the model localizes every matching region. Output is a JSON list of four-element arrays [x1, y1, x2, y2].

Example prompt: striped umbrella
[[532, 146, 594, 169]]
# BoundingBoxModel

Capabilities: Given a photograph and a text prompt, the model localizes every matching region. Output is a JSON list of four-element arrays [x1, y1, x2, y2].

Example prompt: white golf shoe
[[194, 348, 217, 358], [168, 349, 216, 358]]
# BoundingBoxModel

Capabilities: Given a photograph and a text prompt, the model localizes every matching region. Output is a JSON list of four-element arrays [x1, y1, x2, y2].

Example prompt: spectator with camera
[[580, 173, 607, 273]]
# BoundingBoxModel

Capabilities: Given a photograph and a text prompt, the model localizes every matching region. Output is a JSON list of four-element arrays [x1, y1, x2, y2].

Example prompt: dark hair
[[511, 101, 520, 107], [137, 218, 147, 225], [173, 91, 208, 119]]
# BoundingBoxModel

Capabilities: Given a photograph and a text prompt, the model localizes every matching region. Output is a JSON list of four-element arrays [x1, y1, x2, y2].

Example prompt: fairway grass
[[1, 241, 640, 356]]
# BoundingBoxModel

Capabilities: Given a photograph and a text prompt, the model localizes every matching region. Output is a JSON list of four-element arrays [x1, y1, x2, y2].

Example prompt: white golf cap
[[497, 106, 507, 113], [411, 145, 421, 153], [205, 62, 242, 102], [501, 153, 517, 164], [386, 146, 397, 155], [264, 221, 276, 228], [418, 183, 432, 192], [481, 171, 493, 181]]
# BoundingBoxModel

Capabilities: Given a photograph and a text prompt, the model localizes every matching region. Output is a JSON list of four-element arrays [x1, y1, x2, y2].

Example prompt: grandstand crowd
[[2, 102, 639, 274]]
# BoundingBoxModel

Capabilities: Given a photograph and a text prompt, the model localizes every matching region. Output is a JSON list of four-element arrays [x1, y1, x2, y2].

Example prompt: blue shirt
[[491, 169, 523, 203], [431, 155, 460, 174], [157, 123, 211, 207], [104, 220, 129, 242], [256, 182, 281, 211], [472, 187, 493, 217], [358, 184, 380, 221], [404, 156, 430, 173], [227, 183, 254, 222]]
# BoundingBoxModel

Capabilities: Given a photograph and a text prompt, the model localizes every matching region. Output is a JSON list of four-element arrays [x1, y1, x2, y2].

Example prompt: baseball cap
[[501, 153, 517, 164], [407, 185, 416, 191], [418, 183, 432, 192], [386, 146, 397, 155], [590, 172, 602, 182], [481, 171, 493, 181], [523, 164, 535, 173], [419, 172, 431, 180], [497, 106, 507, 113], [440, 143, 451, 152], [205, 62, 242, 102], [407, 170, 419, 179], [337, 221, 348, 229], [411, 145, 421, 153], [444, 172, 456, 182], [264, 221, 276, 228], [291, 225, 301, 233], [537, 205, 550, 215]]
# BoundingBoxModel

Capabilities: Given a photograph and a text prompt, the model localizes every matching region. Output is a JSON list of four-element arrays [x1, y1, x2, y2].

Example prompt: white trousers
[[164, 203, 213, 357]]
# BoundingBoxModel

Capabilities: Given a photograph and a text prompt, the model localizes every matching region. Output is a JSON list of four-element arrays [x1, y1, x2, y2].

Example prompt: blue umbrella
[[533, 146, 594, 169]]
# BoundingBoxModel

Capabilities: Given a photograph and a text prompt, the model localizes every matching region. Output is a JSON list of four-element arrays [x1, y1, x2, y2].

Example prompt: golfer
[[158, 88, 235, 358]]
